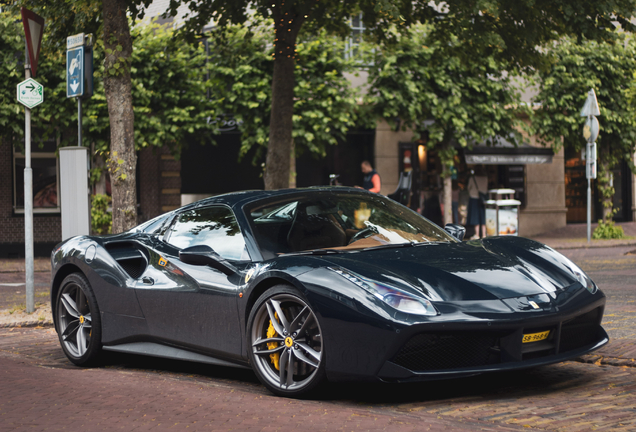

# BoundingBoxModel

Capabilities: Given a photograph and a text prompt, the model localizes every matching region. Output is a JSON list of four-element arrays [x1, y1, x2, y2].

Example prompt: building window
[[13, 142, 60, 214], [345, 13, 365, 60]]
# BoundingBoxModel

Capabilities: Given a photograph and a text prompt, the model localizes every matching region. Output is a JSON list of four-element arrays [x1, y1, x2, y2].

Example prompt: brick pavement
[[1, 329, 519, 432], [1, 327, 636, 431]]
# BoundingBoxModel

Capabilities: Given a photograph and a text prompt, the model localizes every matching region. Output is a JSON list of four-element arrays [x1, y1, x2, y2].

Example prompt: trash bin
[[485, 189, 521, 236]]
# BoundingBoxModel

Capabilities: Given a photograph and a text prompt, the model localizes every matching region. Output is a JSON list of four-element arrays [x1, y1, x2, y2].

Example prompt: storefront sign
[[465, 154, 552, 165]]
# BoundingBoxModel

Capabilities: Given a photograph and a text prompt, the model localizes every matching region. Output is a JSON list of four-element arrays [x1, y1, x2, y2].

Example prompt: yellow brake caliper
[[267, 312, 281, 370]]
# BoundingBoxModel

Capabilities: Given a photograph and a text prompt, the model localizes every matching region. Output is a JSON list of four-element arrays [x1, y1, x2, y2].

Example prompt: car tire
[[55, 273, 102, 366], [247, 285, 326, 398]]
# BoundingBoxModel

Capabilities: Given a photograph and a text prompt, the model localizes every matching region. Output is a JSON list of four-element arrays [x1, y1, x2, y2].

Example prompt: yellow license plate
[[522, 330, 550, 343]]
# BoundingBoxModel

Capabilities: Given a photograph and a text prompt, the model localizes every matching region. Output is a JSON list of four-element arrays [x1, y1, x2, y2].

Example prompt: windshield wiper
[[362, 241, 423, 251], [281, 249, 343, 256]]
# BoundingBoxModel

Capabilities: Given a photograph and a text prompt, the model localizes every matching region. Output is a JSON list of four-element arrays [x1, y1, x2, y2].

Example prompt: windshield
[[245, 192, 455, 259]]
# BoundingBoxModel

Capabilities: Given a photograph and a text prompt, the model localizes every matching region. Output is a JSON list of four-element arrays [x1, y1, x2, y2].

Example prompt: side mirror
[[444, 224, 466, 241], [179, 245, 237, 276]]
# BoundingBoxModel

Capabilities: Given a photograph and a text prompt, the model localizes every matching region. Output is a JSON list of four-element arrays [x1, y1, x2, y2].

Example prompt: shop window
[[13, 141, 60, 214]]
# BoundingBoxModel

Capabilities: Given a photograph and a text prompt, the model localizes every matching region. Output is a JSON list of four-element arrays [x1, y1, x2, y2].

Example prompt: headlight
[[328, 267, 438, 316], [562, 259, 596, 294]]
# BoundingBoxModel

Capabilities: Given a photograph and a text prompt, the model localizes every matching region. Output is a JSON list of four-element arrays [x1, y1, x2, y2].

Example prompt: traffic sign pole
[[19, 8, 44, 315], [24, 51, 34, 314], [78, 98, 82, 146], [580, 89, 600, 244]]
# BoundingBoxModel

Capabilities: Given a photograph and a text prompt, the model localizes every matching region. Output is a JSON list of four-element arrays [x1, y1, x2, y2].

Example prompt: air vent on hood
[[105, 242, 148, 279]]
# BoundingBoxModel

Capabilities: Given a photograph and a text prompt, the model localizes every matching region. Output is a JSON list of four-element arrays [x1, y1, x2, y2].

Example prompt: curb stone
[[0, 319, 53, 328]]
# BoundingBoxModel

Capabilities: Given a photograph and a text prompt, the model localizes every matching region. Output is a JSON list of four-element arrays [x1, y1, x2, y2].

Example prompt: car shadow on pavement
[[94, 349, 594, 403], [97, 350, 266, 391], [314, 364, 594, 404]]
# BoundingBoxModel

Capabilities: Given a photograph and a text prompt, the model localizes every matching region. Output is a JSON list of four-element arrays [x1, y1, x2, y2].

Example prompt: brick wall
[[0, 136, 61, 257]]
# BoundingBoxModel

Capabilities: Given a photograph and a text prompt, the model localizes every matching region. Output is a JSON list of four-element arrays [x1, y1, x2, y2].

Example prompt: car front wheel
[[55, 273, 102, 366], [247, 285, 325, 398]]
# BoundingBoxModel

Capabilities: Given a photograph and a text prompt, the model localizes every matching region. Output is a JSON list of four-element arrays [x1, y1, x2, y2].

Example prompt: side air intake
[[104, 242, 148, 279]]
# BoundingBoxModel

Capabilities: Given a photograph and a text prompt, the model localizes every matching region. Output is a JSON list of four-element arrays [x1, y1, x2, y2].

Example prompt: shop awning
[[462, 137, 554, 165]]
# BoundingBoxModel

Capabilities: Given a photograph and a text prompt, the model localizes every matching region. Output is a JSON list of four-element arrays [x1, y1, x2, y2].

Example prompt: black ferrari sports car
[[51, 187, 608, 397]]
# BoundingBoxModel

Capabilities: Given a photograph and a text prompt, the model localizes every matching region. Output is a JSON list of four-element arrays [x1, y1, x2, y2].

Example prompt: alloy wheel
[[57, 280, 93, 358], [250, 292, 323, 393]]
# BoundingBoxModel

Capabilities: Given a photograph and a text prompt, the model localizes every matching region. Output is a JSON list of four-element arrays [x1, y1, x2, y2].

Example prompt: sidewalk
[[0, 257, 52, 328], [530, 221, 636, 250], [0, 221, 635, 328]]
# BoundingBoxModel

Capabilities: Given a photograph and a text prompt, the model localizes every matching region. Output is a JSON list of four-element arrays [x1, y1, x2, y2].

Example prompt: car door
[[134, 205, 249, 359]]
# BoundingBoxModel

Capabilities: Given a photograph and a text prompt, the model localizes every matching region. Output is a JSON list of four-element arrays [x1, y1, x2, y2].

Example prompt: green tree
[[367, 24, 529, 224], [204, 20, 359, 171], [13, 0, 141, 231], [169, 0, 636, 192], [533, 36, 636, 223], [1, 8, 216, 218], [10, 0, 636, 229], [0, 11, 23, 140]]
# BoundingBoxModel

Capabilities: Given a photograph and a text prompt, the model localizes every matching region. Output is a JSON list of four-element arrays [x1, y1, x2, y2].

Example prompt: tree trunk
[[103, 0, 137, 232], [442, 164, 453, 226], [263, 4, 305, 190]]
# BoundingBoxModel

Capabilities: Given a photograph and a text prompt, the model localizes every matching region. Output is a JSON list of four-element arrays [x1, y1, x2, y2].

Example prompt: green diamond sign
[[17, 78, 44, 108]]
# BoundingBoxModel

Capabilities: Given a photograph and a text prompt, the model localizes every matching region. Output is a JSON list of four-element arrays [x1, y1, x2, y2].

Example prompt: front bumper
[[376, 305, 608, 382], [317, 282, 607, 383]]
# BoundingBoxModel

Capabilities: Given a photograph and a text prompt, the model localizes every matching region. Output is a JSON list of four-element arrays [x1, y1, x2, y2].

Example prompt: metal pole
[[78, 97, 82, 146], [587, 177, 591, 244], [24, 49, 34, 314]]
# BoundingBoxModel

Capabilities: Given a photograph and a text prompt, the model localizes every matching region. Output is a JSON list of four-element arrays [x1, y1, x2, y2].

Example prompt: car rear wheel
[[248, 285, 325, 398], [55, 273, 102, 366]]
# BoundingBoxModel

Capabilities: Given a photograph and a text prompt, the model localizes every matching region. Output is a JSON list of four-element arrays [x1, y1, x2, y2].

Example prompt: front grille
[[559, 308, 602, 353], [391, 307, 605, 372], [392, 332, 501, 371]]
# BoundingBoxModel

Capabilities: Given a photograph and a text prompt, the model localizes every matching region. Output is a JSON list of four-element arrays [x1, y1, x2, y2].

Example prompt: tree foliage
[[86, 20, 217, 154], [0, 11, 27, 140], [167, 0, 636, 189], [533, 36, 636, 221], [368, 25, 528, 155], [205, 20, 359, 164], [1, 9, 215, 151], [366, 23, 529, 223]]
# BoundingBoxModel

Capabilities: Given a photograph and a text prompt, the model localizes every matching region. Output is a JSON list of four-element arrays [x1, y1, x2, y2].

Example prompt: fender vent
[[105, 242, 148, 279]]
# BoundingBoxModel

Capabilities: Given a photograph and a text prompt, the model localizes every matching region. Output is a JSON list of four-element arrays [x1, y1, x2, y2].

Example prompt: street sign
[[17, 78, 44, 108], [580, 89, 600, 117], [583, 116, 599, 143], [67, 33, 85, 49], [67, 46, 84, 98], [20, 8, 45, 78]]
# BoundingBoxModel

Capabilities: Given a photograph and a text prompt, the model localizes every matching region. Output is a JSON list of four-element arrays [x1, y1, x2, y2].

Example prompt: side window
[[165, 206, 249, 261]]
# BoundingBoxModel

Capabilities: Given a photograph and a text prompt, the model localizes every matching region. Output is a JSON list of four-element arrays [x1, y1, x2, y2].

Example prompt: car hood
[[315, 237, 579, 302]]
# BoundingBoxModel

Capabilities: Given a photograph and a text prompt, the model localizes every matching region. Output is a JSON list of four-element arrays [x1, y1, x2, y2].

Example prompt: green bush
[[91, 194, 112, 235], [592, 220, 625, 240]]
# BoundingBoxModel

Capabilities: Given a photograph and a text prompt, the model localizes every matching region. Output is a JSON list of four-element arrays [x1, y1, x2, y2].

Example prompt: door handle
[[141, 276, 154, 285]]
